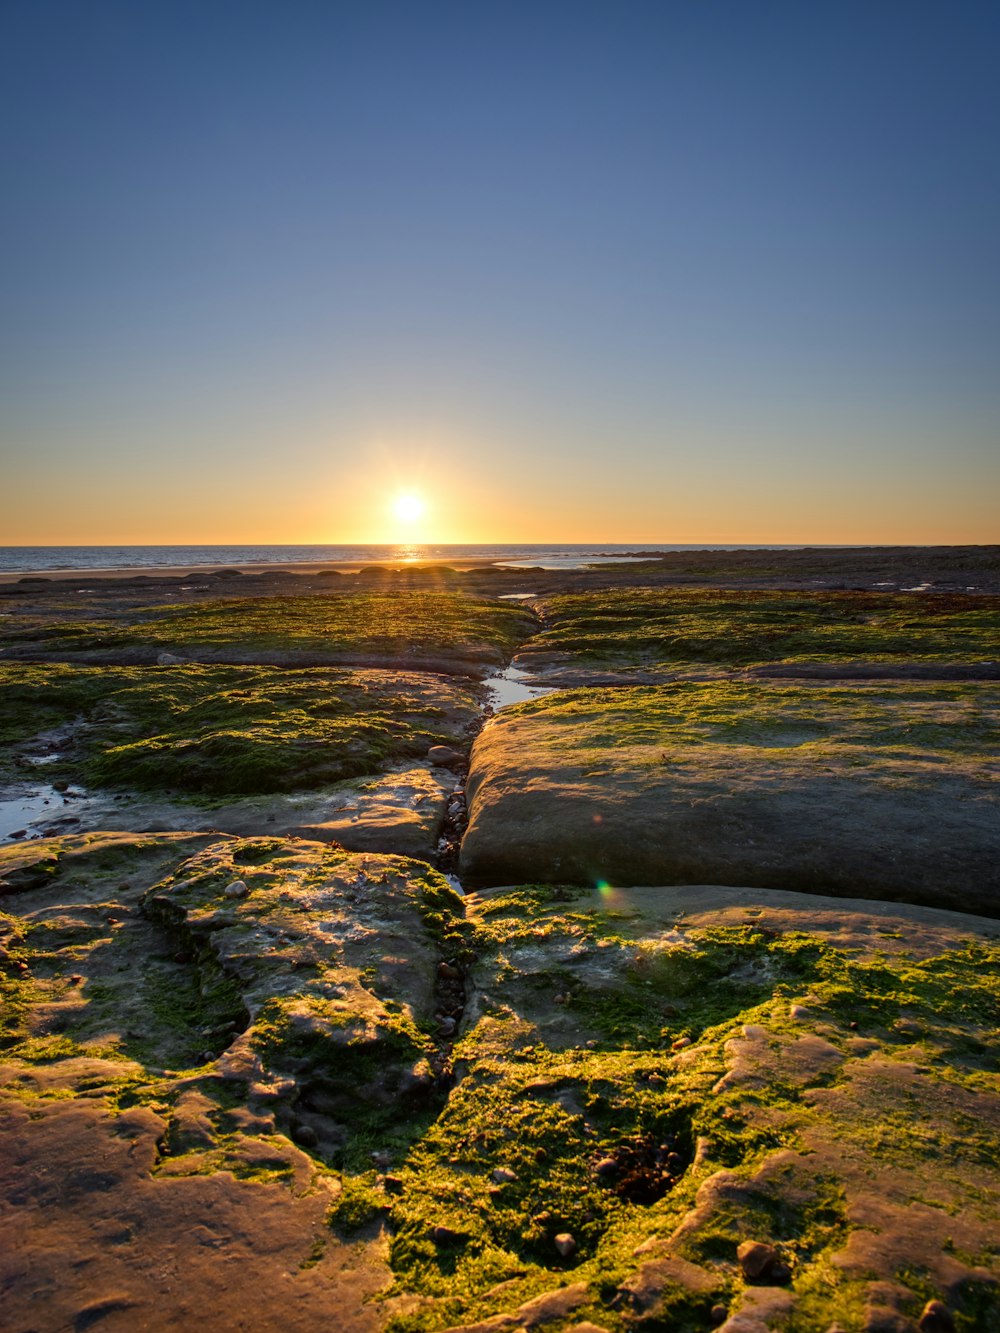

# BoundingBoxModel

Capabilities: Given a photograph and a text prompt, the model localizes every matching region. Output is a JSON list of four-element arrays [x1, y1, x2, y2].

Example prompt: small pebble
[[710, 1306, 728, 1327], [594, 1157, 618, 1177], [671, 1036, 691, 1051], [294, 1124, 318, 1148], [224, 880, 249, 899], [437, 961, 460, 979], [431, 1224, 463, 1246], [919, 1300, 955, 1333], [737, 1239, 780, 1280], [554, 1232, 576, 1257], [492, 1167, 517, 1183]]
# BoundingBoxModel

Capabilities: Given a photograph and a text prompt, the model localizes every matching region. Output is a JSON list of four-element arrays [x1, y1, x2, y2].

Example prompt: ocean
[[0, 543, 826, 573]]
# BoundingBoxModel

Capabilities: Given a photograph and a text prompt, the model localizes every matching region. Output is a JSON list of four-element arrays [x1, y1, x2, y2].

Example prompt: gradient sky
[[2, 0, 998, 545]]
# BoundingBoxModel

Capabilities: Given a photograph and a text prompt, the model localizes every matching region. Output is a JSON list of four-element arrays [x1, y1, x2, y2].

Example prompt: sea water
[[0, 542, 822, 574]]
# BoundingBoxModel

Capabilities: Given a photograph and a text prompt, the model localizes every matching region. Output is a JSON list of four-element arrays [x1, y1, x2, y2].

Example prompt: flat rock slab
[[459, 681, 1000, 913]]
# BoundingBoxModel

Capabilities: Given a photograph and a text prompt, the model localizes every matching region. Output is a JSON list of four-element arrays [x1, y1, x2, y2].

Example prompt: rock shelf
[[1, 559, 998, 1331]]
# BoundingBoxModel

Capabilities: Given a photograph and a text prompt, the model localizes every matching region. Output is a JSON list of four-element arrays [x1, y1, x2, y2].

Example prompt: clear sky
[[2, 0, 998, 545]]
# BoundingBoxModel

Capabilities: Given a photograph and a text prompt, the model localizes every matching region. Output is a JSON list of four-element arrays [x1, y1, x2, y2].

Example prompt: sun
[[393, 493, 425, 523]]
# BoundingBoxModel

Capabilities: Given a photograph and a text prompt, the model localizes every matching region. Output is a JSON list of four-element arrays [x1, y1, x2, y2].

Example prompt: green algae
[[504, 678, 1000, 762], [0, 590, 534, 660], [363, 896, 1000, 1331], [523, 587, 1000, 671], [0, 661, 477, 794]]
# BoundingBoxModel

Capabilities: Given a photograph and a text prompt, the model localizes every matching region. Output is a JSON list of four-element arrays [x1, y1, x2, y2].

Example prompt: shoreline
[[0, 557, 507, 585], [2, 543, 998, 592]]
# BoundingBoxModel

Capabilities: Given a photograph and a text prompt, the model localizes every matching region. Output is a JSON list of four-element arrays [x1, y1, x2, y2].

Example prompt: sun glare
[[394, 493, 425, 523]]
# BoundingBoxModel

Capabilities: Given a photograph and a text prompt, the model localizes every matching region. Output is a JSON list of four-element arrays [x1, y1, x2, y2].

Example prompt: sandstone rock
[[515, 1281, 588, 1326], [737, 1240, 780, 1280], [294, 765, 457, 858], [459, 682, 1000, 911], [0, 1095, 387, 1331], [428, 744, 464, 768]]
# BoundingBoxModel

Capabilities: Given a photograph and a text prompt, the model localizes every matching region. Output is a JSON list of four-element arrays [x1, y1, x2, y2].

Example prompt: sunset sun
[[393, 493, 425, 524]]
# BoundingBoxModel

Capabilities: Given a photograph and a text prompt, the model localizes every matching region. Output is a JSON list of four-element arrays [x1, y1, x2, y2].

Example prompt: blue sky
[[2, 0, 998, 543]]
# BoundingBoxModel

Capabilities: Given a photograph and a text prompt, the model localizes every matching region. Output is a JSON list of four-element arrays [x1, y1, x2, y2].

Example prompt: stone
[[224, 879, 250, 898], [428, 745, 464, 768], [431, 1224, 465, 1246], [918, 1301, 955, 1332], [295, 766, 458, 859], [736, 1240, 780, 1280], [491, 1167, 518, 1183], [554, 1232, 576, 1257]]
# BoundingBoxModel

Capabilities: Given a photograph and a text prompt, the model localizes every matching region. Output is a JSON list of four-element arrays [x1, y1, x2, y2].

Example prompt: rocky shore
[[1, 549, 998, 1332]]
